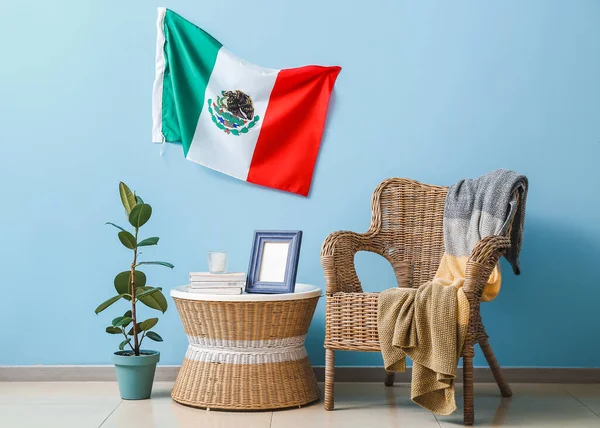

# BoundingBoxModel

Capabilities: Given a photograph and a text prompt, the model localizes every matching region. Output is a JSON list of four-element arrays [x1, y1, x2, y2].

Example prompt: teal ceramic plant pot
[[112, 350, 160, 400]]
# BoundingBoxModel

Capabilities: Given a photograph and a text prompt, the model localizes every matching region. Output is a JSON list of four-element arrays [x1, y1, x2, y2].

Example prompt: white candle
[[208, 252, 227, 273]]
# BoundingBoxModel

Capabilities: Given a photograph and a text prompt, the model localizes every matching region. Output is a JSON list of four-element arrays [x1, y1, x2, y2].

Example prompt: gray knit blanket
[[444, 169, 528, 275]]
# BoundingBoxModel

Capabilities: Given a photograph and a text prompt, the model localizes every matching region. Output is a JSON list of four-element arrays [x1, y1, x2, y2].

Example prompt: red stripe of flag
[[246, 65, 341, 196]]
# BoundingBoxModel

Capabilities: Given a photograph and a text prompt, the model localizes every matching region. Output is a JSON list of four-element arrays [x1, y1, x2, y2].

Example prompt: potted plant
[[95, 182, 174, 400]]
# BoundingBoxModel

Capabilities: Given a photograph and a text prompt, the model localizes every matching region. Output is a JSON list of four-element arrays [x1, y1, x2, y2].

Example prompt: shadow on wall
[[482, 215, 600, 367], [310, 91, 338, 194]]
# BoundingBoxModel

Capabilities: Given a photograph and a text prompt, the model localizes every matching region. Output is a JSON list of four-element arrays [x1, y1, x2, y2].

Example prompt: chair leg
[[324, 349, 335, 410], [479, 338, 512, 397], [463, 354, 475, 426], [384, 371, 395, 387]]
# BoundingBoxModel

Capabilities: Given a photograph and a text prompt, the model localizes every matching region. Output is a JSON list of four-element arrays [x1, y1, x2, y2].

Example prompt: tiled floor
[[0, 381, 599, 427]]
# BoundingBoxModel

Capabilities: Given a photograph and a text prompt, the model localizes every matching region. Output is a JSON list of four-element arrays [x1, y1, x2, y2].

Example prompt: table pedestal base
[[172, 353, 319, 410]]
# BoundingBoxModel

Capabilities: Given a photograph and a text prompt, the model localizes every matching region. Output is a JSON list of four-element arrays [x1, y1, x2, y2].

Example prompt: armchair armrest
[[463, 235, 511, 299], [321, 230, 384, 295], [461, 235, 511, 351]]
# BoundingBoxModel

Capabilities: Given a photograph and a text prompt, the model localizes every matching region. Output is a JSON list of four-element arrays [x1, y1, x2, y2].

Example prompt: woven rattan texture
[[172, 296, 320, 410], [171, 357, 318, 410], [173, 297, 318, 341], [321, 178, 515, 425]]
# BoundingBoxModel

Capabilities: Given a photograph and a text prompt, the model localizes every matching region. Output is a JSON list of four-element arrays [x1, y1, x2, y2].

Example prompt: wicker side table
[[170, 284, 321, 410]]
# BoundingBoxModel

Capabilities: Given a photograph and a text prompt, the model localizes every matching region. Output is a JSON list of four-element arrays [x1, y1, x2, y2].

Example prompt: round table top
[[170, 283, 322, 302]]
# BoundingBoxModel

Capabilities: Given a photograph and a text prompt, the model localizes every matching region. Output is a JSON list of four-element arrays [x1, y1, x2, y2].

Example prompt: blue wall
[[1, 0, 599, 367]]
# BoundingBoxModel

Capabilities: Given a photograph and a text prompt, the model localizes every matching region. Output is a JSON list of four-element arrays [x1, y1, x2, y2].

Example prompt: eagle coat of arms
[[207, 90, 260, 136]]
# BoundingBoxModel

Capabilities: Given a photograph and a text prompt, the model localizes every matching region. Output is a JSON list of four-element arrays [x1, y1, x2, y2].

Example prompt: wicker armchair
[[321, 178, 514, 426]]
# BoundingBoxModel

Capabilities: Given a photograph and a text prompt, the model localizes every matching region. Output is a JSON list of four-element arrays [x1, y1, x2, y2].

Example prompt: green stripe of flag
[[162, 10, 222, 157]]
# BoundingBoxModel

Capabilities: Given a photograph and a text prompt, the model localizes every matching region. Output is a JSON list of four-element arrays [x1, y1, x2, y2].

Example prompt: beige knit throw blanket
[[378, 281, 469, 415]]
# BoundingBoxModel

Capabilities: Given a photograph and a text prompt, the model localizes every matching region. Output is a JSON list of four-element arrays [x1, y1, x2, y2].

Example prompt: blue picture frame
[[245, 230, 302, 294]]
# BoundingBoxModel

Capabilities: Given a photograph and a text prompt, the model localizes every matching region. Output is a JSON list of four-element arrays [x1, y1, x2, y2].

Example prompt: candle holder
[[208, 251, 228, 274]]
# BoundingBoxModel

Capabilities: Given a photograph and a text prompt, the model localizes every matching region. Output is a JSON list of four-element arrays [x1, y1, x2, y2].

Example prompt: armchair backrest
[[369, 178, 448, 287]]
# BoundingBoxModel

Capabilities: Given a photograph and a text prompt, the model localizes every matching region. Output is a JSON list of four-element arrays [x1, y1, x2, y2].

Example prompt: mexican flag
[[152, 8, 341, 196]]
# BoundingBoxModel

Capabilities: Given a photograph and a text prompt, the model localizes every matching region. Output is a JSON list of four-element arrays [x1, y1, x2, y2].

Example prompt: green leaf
[[114, 316, 132, 328], [124, 310, 132, 318], [135, 195, 144, 204], [136, 261, 174, 269], [119, 182, 136, 214], [135, 287, 162, 300], [119, 338, 131, 351], [129, 204, 152, 228], [127, 323, 141, 336], [137, 287, 168, 313], [111, 316, 124, 327], [106, 326, 122, 334], [94, 295, 123, 314], [105, 222, 126, 232], [146, 331, 163, 342], [137, 237, 159, 247], [139, 318, 158, 331], [114, 271, 146, 298], [118, 231, 137, 249]]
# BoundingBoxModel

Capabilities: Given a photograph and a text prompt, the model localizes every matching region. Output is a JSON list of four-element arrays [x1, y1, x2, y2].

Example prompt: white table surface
[[170, 283, 322, 302]]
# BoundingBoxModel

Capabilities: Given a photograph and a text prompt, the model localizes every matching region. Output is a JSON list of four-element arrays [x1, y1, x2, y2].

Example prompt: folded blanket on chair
[[378, 282, 469, 415], [439, 168, 528, 301], [378, 169, 528, 414]]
